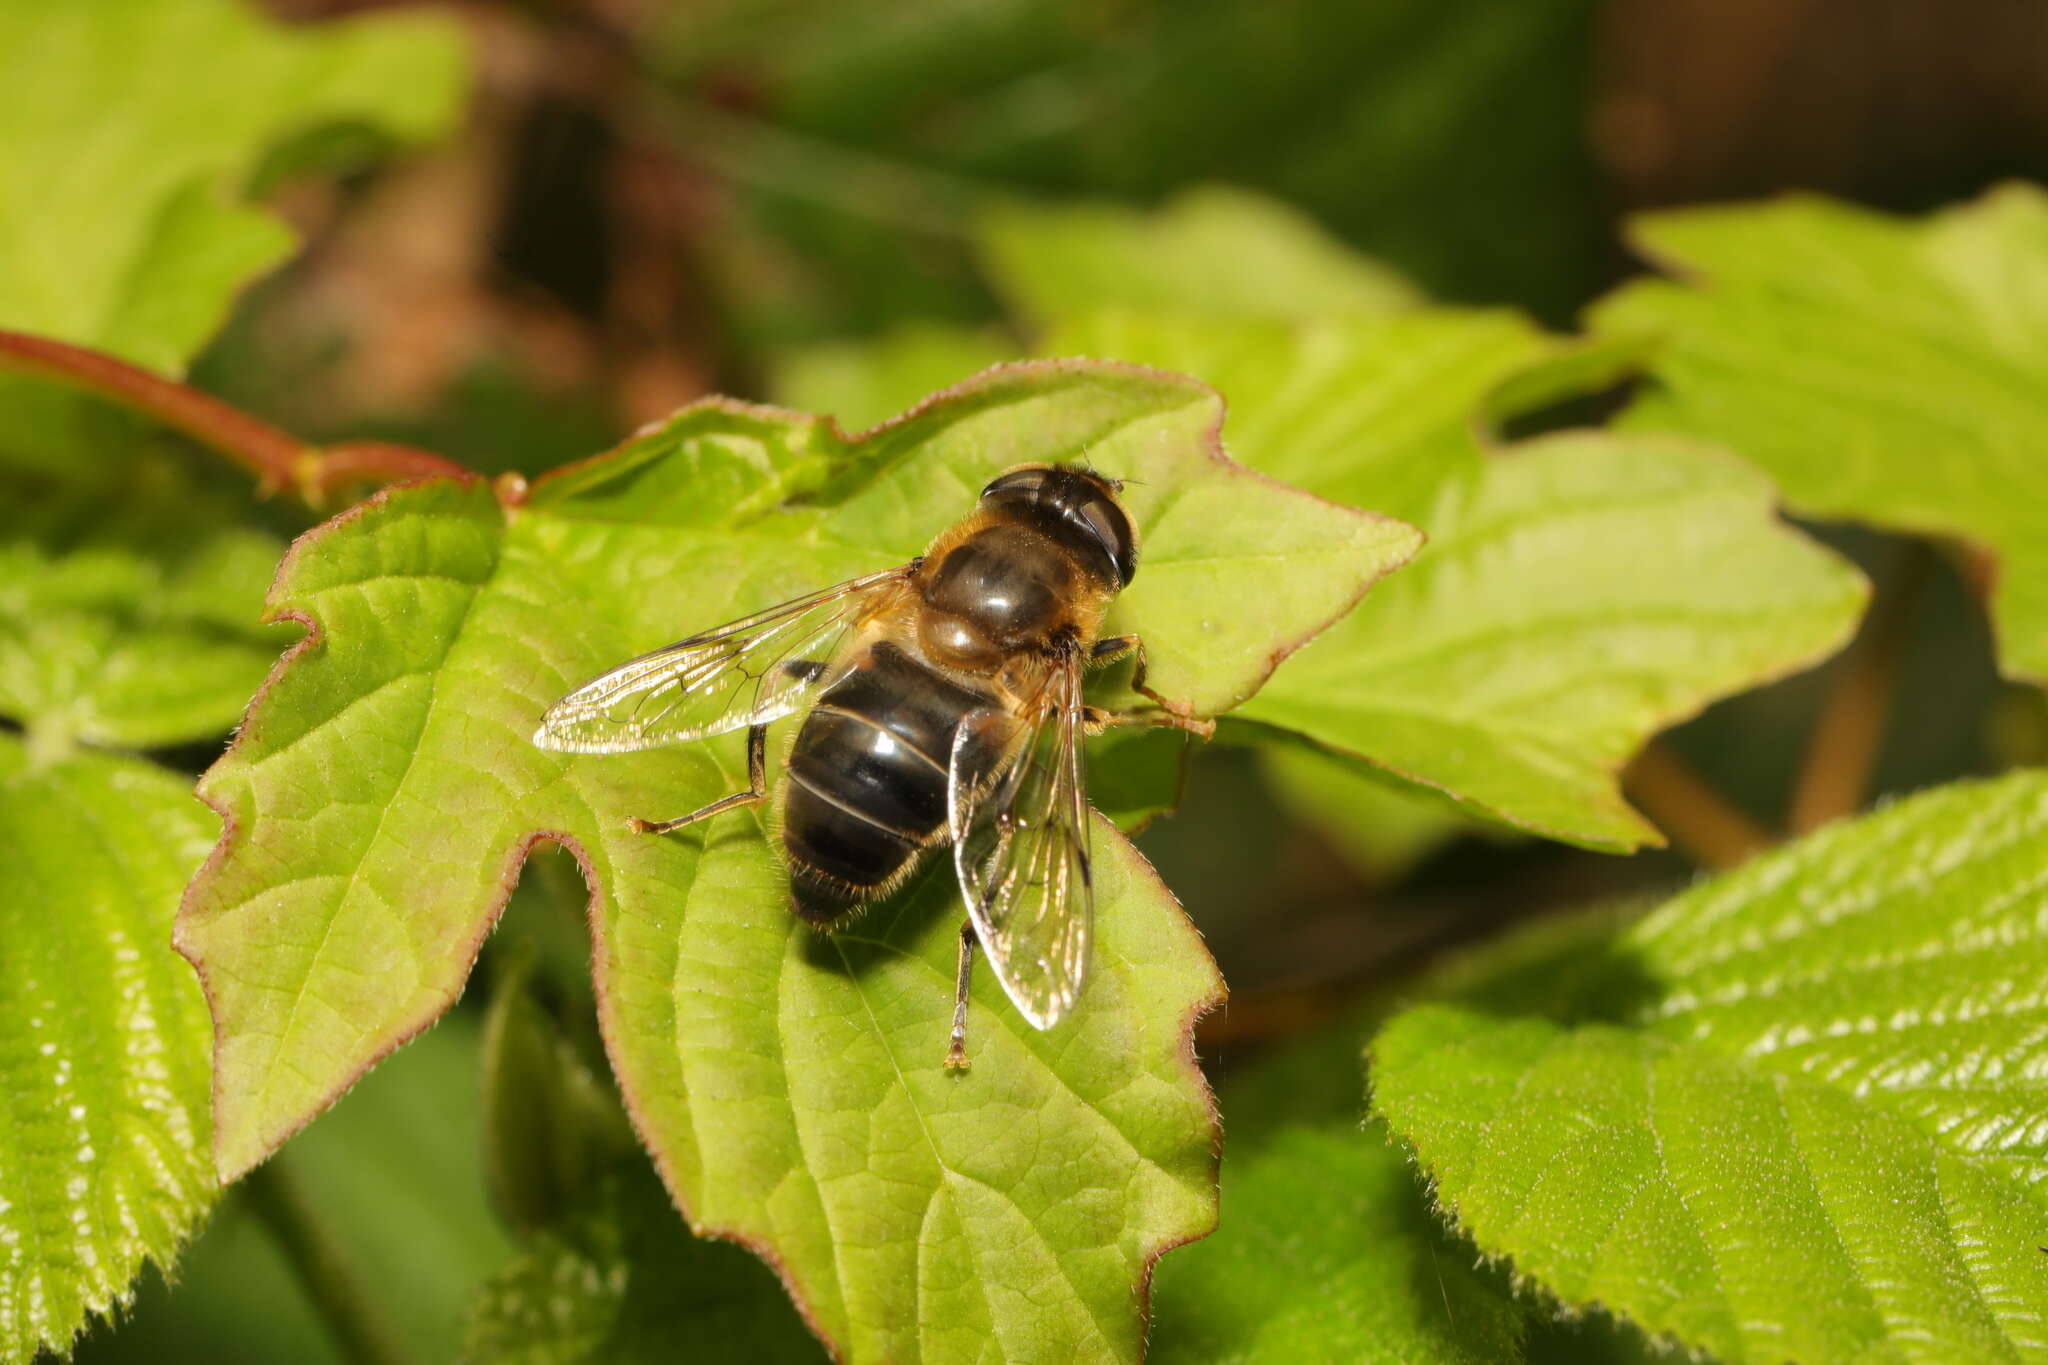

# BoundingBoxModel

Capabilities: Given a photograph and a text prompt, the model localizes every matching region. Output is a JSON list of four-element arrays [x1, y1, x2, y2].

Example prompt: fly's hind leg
[[627, 723, 768, 833], [945, 920, 977, 1072], [1087, 633, 1214, 739]]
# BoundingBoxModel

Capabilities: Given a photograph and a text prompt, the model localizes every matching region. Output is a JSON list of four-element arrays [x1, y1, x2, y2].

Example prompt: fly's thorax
[[914, 515, 1115, 673]]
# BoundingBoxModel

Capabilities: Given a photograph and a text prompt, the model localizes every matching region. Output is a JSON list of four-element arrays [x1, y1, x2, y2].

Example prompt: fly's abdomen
[[782, 641, 996, 924]]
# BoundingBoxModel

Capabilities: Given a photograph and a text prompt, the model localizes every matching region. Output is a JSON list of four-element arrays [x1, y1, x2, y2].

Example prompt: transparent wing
[[533, 567, 910, 753], [947, 658, 1093, 1030]]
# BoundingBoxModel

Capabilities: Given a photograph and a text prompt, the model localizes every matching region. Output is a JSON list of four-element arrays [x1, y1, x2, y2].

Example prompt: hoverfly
[[533, 465, 1209, 1068]]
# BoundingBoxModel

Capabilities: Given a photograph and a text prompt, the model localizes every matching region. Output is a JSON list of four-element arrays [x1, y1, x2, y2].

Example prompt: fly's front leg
[[1087, 634, 1214, 739], [628, 723, 768, 833], [945, 920, 977, 1072]]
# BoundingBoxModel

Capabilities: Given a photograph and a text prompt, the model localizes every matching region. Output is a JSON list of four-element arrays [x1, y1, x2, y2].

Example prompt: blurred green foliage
[[658, 0, 1603, 344]]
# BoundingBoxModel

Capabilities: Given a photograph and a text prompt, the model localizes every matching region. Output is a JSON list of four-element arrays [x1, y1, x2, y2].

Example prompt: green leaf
[[462, 1161, 824, 1365], [1042, 311, 1865, 850], [477, 945, 637, 1238], [1256, 740, 1485, 883], [0, 0, 468, 473], [468, 932, 813, 1363], [0, 737, 218, 1362], [1087, 727, 1193, 834], [1145, 997, 1528, 1364], [1372, 772, 2048, 1364], [78, 1010, 515, 1365], [770, 322, 1023, 434], [1041, 308, 1559, 524], [0, 475, 288, 751], [175, 364, 1418, 1363], [978, 185, 1420, 326], [1591, 185, 2048, 683], [270, 1011, 514, 1363], [1153, 1122, 1525, 1365], [1236, 430, 1867, 850]]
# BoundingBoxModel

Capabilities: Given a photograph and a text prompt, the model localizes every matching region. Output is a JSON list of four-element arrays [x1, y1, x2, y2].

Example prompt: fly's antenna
[[1067, 458, 1130, 493]]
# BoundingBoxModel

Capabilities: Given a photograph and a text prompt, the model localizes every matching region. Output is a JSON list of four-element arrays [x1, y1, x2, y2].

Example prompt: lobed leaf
[[1237, 431, 1866, 849], [1043, 307, 1555, 524], [979, 185, 1421, 327], [1591, 185, 2048, 683], [1046, 310, 1868, 851], [76, 1013, 515, 1365], [0, 0, 468, 473], [1373, 772, 2048, 1364], [175, 363, 1418, 1363], [0, 737, 218, 1363]]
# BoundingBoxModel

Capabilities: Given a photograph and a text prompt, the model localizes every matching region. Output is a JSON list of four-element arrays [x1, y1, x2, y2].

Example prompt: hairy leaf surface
[[1592, 185, 2048, 682], [176, 363, 1417, 1363], [0, 738, 217, 1362], [0, 478, 288, 751], [1374, 773, 2048, 1363], [0, 0, 467, 473]]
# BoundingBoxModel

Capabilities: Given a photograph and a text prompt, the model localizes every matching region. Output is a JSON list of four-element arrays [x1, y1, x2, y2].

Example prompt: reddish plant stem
[[0, 329, 470, 504], [1625, 740, 1773, 869], [315, 441, 477, 496], [1787, 542, 1931, 833]]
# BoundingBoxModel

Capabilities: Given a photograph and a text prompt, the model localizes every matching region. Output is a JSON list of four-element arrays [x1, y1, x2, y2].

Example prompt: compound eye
[[1074, 494, 1137, 586], [980, 465, 1054, 500]]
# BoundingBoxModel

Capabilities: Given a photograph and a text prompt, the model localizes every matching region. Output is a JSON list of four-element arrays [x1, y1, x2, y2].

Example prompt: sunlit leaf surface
[[176, 363, 1417, 1363], [1593, 184, 2048, 682], [1374, 772, 2048, 1363], [1240, 431, 1865, 849], [0, 738, 217, 1362]]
